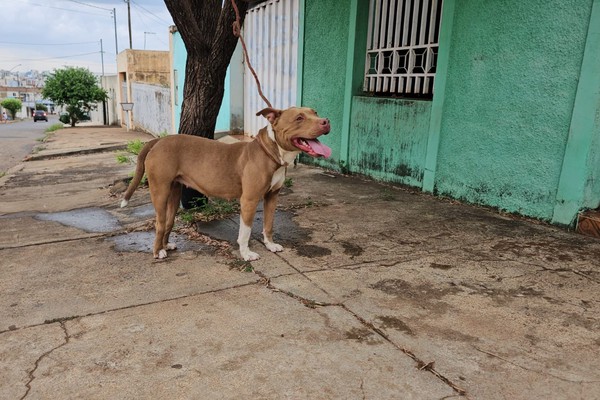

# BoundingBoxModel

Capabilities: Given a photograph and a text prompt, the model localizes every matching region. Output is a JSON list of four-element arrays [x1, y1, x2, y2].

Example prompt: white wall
[[130, 82, 172, 136]]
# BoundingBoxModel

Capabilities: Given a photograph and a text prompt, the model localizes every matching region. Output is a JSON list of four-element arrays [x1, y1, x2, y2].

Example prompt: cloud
[[0, 0, 174, 74]]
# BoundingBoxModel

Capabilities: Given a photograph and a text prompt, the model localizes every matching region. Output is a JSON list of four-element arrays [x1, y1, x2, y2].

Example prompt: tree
[[164, 0, 249, 207], [164, 0, 248, 137], [1, 98, 22, 120], [42, 67, 107, 127]]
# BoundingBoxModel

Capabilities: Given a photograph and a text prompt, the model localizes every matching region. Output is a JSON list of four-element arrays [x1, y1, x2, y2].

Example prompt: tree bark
[[164, 0, 248, 208], [164, 0, 248, 138]]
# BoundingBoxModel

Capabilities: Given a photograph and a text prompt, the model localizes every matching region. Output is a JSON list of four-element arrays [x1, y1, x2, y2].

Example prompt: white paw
[[155, 249, 168, 259], [241, 249, 260, 261], [120, 199, 129, 208], [166, 242, 177, 250], [265, 242, 284, 253]]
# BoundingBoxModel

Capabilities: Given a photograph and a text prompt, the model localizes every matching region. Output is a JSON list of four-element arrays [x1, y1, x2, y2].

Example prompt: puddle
[[129, 204, 155, 218], [109, 231, 210, 253], [36, 207, 121, 233], [196, 209, 313, 246]]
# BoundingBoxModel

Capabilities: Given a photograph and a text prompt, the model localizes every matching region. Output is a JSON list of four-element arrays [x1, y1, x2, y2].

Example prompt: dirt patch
[[341, 241, 364, 257], [430, 263, 453, 270], [377, 316, 414, 336], [295, 244, 332, 258], [371, 279, 463, 300], [345, 327, 381, 345]]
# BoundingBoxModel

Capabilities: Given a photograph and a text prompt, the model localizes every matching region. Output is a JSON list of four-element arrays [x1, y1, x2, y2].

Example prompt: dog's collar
[[256, 129, 288, 167]]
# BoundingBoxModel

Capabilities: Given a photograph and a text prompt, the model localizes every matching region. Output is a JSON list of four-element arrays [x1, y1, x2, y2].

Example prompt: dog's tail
[[120, 138, 161, 208]]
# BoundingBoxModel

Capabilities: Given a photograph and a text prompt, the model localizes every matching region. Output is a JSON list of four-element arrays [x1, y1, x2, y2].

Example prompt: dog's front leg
[[263, 189, 283, 253], [238, 196, 260, 261]]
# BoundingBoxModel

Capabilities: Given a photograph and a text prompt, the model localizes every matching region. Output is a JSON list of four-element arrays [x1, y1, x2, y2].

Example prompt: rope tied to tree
[[231, 0, 273, 109]]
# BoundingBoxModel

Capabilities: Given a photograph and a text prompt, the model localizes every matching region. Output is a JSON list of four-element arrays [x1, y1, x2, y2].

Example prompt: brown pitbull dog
[[120, 107, 331, 261]]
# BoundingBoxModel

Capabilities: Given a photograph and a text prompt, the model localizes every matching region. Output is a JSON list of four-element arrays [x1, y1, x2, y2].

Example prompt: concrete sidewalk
[[1, 126, 599, 399]]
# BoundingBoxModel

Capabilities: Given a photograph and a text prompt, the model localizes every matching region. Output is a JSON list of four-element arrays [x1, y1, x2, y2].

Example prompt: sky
[[0, 0, 174, 75]]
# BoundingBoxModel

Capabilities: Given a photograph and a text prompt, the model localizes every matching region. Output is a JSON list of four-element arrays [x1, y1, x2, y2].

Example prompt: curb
[[23, 144, 128, 161]]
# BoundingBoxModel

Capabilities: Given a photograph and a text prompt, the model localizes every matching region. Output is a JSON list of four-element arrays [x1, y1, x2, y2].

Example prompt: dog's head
[[257, 107, 331, 158]]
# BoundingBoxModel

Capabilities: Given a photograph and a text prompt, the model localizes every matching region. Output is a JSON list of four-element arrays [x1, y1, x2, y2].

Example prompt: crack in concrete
[[537, 266, 600, 284], [341, 303, 469, 397], [0, 233, 109, 250], [0, 281, 259, 335], [254, 270, 469, 397], [472, 346, 600, 384], [20, 322, 70, 400]]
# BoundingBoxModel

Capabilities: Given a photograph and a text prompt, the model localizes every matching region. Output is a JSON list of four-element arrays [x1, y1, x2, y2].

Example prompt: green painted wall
[[300, 0, 351, 169], [434, 0, 594, 220], [553, 0, 600, 225], [299, 0, 599, 225], [349, 97, 431, 186]]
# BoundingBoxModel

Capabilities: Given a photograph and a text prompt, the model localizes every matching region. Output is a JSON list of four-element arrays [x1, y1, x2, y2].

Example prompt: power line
[[130, 0, 171, 26], [63, 0, 113, 12], [27, 1, 108, 16], [0, 41, 99, 46], [17, 51, 101, 62]]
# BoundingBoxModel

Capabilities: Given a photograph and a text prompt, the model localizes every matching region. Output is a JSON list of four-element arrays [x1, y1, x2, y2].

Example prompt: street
[[0, 115, 56, 172]]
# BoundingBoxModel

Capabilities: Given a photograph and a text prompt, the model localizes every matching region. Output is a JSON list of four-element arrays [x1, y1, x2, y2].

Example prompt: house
[[170, 0, 600, 228], [117, 49, 172, 135], [300, 0, 600, 227]]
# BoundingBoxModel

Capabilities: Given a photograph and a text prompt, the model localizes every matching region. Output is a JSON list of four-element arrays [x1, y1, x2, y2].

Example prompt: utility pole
[[100, 39, 105, 77], [100, 39, 108, 126], [112, 8, 119, 58], [125, 0, 132, 49]]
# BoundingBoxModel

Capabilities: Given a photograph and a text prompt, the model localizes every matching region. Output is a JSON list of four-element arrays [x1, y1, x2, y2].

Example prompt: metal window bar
[[364, 0, 443, 97]]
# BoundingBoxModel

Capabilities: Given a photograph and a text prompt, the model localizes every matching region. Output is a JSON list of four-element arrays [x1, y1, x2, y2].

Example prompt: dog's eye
[[295, 115, 304, 121]]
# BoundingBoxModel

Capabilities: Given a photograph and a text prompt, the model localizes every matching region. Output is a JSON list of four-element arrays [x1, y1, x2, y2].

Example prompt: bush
[[59, 114, 70, 124]]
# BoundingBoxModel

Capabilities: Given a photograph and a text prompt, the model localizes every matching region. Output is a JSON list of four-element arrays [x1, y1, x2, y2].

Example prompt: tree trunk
[[165, 0, 248, 208], [165, 0, 248, 138]]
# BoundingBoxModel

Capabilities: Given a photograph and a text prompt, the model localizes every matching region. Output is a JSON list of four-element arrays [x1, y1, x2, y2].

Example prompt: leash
[[231, 0, 287, 167], [231, 0, 273, 109]]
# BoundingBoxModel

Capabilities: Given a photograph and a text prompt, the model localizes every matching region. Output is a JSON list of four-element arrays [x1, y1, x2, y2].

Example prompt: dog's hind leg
[[150, 183, 170, 259], [237, 196, 260, 261], [262, 189, 283, 253], [163, 182, 183, 252]]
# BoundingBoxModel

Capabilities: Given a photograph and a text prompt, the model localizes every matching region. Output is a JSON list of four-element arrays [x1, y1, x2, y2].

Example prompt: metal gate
[[243, 0, 299, 136]]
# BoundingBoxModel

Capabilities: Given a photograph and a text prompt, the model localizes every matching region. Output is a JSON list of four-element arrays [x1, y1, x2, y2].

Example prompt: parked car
[[33, 110, 48, 122]]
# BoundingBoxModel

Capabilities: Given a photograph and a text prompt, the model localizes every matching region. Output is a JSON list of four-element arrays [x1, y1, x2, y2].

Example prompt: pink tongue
[[307, 139, 332, 158]]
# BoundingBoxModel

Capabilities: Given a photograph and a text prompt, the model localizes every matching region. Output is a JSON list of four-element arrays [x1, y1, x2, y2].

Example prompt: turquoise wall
[[172, 30, 186, 133], [349, 97, 430, 186], [172, 31, 231, 133], [302, 0, 430, 186], [300, 0, 350, 169], [434, 0, 594, 221], [298, 0, 600, 225]]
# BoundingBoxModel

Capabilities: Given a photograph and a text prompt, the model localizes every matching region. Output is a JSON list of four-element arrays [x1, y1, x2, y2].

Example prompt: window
[[364, 0, 443, 98]]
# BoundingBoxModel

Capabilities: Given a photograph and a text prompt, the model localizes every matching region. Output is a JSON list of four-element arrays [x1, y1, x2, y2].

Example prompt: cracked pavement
[[1, 126, 599, 399]]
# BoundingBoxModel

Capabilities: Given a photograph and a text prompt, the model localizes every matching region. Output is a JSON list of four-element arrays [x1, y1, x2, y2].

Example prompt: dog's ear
[[256, 108, 282, 124]]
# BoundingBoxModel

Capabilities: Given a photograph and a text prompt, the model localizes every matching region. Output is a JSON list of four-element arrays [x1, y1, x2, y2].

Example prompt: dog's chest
[[270, 167, 286, 191]]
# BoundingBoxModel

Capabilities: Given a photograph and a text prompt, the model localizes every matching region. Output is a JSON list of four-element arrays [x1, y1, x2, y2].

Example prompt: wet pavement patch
[[196, 209, 314, 246], [109, 231, 211, 254], [128, 204, 155, 218], [36, 207, 121, 233], [294, 244, 332, 258], [377, 315, 415, 335], [341, 241, 364, 257]]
